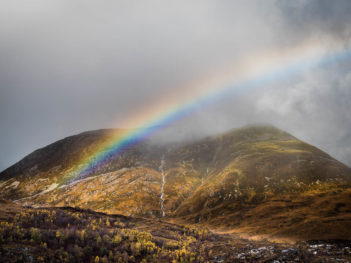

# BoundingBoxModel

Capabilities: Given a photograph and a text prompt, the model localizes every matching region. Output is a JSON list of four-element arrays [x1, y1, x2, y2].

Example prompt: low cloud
[[1, 0, 351, 169]]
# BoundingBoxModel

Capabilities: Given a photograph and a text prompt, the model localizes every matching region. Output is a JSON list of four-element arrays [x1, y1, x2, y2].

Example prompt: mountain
[[1, 125, 351, 240]]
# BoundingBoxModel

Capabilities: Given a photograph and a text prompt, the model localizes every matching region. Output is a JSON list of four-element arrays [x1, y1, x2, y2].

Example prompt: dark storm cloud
[[276, 0, 351, 41], [0, 0, 351, 170]]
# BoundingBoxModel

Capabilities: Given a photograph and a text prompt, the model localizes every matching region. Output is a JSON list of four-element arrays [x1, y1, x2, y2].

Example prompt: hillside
[[2, 201, 351, 262], [1, 125, 351, 240]]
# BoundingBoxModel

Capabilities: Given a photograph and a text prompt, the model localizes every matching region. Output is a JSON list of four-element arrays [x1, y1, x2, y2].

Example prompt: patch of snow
[[39, 183, 58, 195], [29, 165, 38, 172], [38, 178, 49, 182], [4, 180, 20, 189], [0, 180, 10, 188], [10, 181, 20, 189], [13, 182, 58, 202], [249, 249, 259, 255]]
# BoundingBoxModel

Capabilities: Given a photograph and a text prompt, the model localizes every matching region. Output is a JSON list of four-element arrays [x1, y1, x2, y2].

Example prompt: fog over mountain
[[1, 0, 351, 170]]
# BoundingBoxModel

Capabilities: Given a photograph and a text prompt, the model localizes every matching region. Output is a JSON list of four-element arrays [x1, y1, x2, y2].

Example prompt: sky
[[1, 0, 351, 171]]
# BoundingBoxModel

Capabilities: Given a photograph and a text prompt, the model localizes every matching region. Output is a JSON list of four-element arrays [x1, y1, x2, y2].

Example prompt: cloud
[[0, 0, 351, 170], [276, 0, 351, 41], [255, 60, 351, 163]]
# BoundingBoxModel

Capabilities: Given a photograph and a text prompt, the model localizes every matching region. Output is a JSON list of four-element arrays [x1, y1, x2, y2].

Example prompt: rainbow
[[66, 41, 351, 182]]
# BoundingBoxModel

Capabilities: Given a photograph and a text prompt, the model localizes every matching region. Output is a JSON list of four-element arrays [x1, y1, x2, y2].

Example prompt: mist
[[1, 0, 351, 170]]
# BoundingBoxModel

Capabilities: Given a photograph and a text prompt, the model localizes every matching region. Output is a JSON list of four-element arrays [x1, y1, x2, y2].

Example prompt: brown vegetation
[[1, 201, 351, 262]]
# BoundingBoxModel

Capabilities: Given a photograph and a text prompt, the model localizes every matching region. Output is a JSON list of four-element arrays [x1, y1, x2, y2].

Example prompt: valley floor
[[0, 201, 351, 262]]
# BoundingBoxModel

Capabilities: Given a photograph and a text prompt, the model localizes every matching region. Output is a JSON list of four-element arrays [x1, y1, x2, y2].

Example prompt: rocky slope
[[1, 125, 351, 240]]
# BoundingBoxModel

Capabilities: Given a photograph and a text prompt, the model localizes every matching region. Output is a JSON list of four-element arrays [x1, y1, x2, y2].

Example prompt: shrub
[[30, 228, 41, 243], [112, 234, 122, 244]]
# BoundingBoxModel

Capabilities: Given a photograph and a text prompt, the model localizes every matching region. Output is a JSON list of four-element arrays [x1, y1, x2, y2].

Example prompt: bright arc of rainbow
[[68, 46, 351, 182]]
